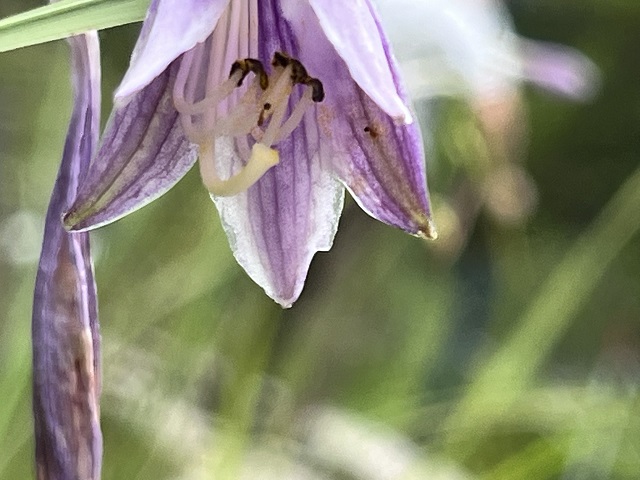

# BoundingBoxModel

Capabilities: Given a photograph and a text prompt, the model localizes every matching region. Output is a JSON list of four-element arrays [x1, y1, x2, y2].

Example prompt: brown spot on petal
[[364, 126, 380, 138]]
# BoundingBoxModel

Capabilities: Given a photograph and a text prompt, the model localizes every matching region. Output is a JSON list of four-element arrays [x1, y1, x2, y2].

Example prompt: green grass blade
[[445, 163, 640, 450], [0, 0, 150, 53]]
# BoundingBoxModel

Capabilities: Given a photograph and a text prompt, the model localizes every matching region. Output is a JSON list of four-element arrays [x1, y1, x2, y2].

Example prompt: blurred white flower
[[374, 0, 600, 102], [301, 406, 474, 480], [373, 0, 601, 255]]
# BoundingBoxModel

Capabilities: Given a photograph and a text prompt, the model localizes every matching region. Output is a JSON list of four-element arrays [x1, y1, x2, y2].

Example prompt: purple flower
[[64, 0, 436, 307], [32, 32, 102, 479]]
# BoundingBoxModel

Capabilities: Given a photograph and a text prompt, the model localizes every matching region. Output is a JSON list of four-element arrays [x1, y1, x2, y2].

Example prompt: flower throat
[[174, 30, 324, 197]]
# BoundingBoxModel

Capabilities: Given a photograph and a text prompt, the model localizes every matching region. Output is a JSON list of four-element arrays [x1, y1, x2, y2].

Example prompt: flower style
[[63, 0, 436, 307], [32, 32, 102, 479]]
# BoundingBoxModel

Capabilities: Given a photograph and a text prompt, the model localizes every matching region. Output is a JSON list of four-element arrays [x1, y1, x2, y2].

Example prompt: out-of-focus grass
[[1, 2, 640, 480], [444, 162, 640, 451]]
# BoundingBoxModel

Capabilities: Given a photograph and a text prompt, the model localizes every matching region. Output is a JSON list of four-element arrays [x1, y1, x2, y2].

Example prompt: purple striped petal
[[32, 32, 102, 480], [214, 0, 344, 307], [302, 0, 412, 124], [64, 63, 197, 231], [283, 0, 435, 238], [214, 134, 344, 308], [116, 0, 229, 100], [329, 90, 435, 238]]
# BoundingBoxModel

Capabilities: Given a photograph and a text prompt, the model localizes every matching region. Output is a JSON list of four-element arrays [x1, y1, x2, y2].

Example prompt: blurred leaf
[[0, 0, 149, 53]]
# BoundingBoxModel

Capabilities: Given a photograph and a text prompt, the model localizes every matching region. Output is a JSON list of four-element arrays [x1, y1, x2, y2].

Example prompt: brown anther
[[306, 78, 325, 102], [290, 60, 309, 84], [230, 58, 269, 90], [272, 51, 292, 68], [271, 52, 324, 102], [273, 52, 306, 81]]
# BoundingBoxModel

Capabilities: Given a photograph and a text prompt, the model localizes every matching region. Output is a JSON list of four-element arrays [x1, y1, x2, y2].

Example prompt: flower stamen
[[174, 47, 324, 197]]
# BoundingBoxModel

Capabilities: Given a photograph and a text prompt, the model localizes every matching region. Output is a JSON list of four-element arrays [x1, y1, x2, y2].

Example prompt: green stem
[[0, 0, 149, 53]]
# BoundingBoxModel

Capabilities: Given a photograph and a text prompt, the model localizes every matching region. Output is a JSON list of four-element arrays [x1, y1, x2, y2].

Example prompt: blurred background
[[1, 0, 640, 478]]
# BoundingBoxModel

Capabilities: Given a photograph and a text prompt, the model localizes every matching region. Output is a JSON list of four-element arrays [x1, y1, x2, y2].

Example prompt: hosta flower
[[32, 32, 102, 479], [63, 0, 436, 307], [374, 0, 600, 102]]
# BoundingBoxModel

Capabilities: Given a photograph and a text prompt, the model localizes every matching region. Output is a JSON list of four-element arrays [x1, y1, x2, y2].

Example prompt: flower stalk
[[31, 31, 102, 480]]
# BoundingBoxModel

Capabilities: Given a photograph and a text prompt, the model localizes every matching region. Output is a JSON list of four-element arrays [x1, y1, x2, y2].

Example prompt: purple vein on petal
[[214, 0, 344, 306], [64, 63, 197, 231], [283, 0, 434, 238], [336, 2, 433, 236]]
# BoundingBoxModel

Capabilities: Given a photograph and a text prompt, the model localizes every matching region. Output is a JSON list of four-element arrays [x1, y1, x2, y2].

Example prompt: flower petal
[[213, 1, 345, 307], [64, 63, 197, 231], [373, 0, 519, 100], [32, 32, 102, 480], [328, 95, 436, 239], [298, 0, 412, 124], [214, 134, 344, 308], [116, 0, 230, 101], [519, 39, 601, 102], [281, 1, 436, 238]]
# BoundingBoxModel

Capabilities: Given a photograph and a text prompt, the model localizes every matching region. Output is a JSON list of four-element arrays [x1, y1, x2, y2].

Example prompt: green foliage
[[0, 0, 149, 52]]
